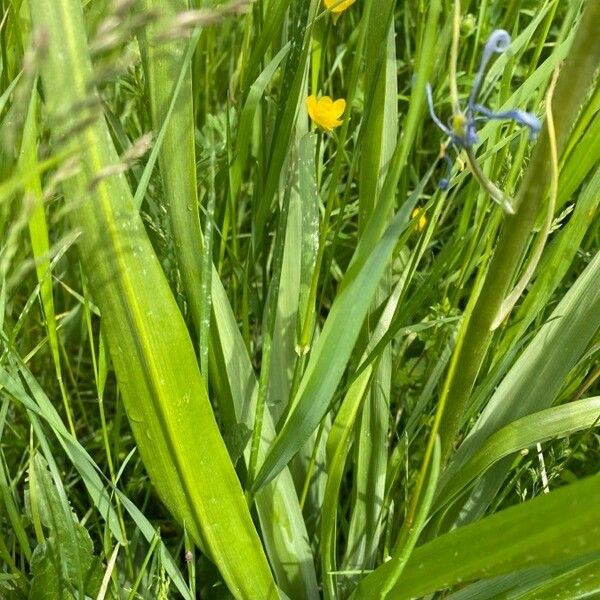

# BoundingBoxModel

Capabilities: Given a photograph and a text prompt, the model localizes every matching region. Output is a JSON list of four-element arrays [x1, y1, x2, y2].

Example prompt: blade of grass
[[556, 94, 600, 210], [398, 1, 600, 550], [513, 559, 600, 600], [436, 0, 600, 462], [344, 0, 397, 573], [252, 0, 317, 252], [321, 266, 407, 599], [499, 164, 600, 354], [131, 6, 315, 592], [437, 397, 600, 509], [210, 273, 320, 599], [370, 437, 441, 600], [230, 43, 290, 203], [241, 0, 291, 92], [137, 0, 205, 345], [321, 369, 371, 600], [445, 556, 600, 600], [0, 356, 197, 598], [19, 89, 76, 436]]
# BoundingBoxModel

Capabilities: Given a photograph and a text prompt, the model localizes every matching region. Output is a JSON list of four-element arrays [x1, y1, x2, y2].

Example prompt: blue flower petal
[[474, 104, 541, 138], [426, 83, 452, 137], [468, 30, 511, 111]]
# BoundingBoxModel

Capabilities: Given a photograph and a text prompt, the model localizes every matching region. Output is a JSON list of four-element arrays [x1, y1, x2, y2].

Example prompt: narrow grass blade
[[253, 0, 314, 248], [352, 438, 441, 600], [436, 0, 600, 461], [0, 358, 196, 598], [321, 368, 372, 600], [210, 274, 319, 598], [231, 43, 290, 202], [557, 108, 600, 209], [137, 0, 204, 337], [344, 0, 397, 572], [447, 249, 600, 523], [241, 0, 291, 91], [513, 559, 600, 600], [321, 274, 406, 598], [18, 90, 75, 435], [134, 8, 315, 590], [500, 165, 600, 353], [446, 556, 600, 599], [437, 397, 600, 509]]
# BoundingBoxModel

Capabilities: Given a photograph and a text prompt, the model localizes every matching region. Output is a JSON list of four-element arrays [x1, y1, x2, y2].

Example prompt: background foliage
[[0, 0, 599, 598]]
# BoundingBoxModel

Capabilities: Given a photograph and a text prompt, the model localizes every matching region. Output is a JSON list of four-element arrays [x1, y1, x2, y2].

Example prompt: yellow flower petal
[[324, 0, 356, 14], [331, 98, 346, 118], [306, 95, 318, 120]]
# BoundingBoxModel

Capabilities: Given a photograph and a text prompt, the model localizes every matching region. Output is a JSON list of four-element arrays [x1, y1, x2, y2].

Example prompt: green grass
[[0, 0, 599, 598]]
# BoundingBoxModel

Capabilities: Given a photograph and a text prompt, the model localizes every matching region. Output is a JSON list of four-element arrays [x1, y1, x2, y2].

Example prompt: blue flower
[[426, 29, 540, 195]]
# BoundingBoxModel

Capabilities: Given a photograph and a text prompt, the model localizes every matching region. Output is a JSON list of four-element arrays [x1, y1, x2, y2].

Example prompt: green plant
[[0, 0, 598, 598]]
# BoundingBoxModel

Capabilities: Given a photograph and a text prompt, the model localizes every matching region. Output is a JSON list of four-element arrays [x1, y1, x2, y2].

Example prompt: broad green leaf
[[353, 473, 600, 598], [133, 3, 316, 591], [297, 133, 320, 332], [447, 555, 600, 599], [268, 130, 328, 523], [28, 454, 103, 599], [28, 1, 278, 596], [514, 559, 600, 599], [269, 133, 315, 424]]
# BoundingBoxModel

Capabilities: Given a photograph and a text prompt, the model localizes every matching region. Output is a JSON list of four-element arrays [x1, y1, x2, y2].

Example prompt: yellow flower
[[324, 0, 356, 14], [411, 207, 428, 232], [306, 95, 346, 131]]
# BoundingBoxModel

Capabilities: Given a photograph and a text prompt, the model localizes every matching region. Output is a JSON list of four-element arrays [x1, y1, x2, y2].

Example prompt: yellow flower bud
[[411, 208, 428, 232]]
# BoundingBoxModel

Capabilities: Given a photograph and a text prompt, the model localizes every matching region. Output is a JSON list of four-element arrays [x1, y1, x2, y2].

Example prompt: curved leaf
[[437, 397, 600, 509], [355, 473, 600, 598]]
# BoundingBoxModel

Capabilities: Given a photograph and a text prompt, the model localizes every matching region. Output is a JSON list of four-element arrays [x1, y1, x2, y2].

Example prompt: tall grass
[[0, 0, 599, 598]]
